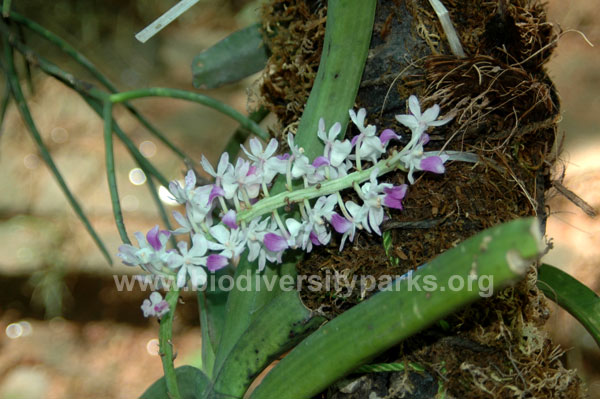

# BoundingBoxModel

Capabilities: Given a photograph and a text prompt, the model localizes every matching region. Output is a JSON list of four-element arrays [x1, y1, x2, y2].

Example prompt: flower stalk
[[118, 95, 471, 294]]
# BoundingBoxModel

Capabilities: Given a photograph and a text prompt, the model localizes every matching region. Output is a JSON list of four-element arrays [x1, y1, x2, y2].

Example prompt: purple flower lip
[[309, 231, 321, 246], [209, 185, 225, 204], [276, 153, 291, 160], [312, 156, 330, 168], [383, 185, 408, 210], [419, 156, 445, 174], [351, 135, 361, 146], [154, 301, 169, 314], [247, 165, 258, 176], [207, 254, 228, 271], [383, 185, 407, 200], [146, 225, 170, 251], [264, 233, 288, 252], [379, 129, 401, 145], [222, 209, 238, 229], [330, 212, 352, 233]]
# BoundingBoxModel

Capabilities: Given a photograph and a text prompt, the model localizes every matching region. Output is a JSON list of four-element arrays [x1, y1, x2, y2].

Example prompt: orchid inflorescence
[[118, 95, 453, 313]]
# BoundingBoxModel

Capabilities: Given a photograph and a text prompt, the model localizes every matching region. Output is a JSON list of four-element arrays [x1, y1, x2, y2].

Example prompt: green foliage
[[210, 290, 325, 398], [249, 218, 542, 399], [141, 366, 209, 399], [537, 263, 600, 347], [192, 23, 270, 89]]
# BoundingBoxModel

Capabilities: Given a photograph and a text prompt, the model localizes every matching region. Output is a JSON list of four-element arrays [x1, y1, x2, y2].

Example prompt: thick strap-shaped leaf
[[209, 290, 325, 398], [192, 24, 269, 89], [250, 218, 544, 399], [211, 255, 298, 375], [141, 366, 209, 399], [537, 263, 600, 347], [198, 267, 231, 378]]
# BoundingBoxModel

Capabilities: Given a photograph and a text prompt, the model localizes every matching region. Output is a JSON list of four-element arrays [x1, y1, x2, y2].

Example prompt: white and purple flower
[[141, 292, 170, 318]]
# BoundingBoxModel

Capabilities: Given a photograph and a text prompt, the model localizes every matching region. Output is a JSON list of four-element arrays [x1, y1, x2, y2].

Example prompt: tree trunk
[[259, 0, 584, 397]]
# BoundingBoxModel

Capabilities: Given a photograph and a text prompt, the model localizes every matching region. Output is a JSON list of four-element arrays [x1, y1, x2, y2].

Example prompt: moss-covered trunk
[[258, 0, 583, 397]]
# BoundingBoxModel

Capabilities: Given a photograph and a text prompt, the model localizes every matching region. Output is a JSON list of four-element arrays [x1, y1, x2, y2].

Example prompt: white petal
[[317, 118, 327, 142], [184, 170, 196, 189], [357, 108, 366, 126], [177, 267, 187, 288], [395, 114, 419, 131], [408, 95, 421, 117], [249, 138, 263, 156], [209, 225, 230, 244], [328, 122, 341, 141], [149, 292, 163, 304], [191, 234, 208, 255], [217, 153, 230, 175], [200, 155, 216, 176], [286, 218, 302, 237], [422, 104, 440, 123], [330, 140, 352, 167], [264, 138, 279, 158]]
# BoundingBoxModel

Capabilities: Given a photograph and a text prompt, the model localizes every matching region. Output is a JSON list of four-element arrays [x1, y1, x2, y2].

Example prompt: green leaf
[[537, 263, 600, 347], [109, 88, 269, 141], [293, 0, 377, 161], [198, 267, 232, 378], [249, 218, 544, 399], [1, 32, 113, 265], [192, 24, 269, 89], [141, 366, 209, 399], [210, 290, 325, 398], [210, 0, 377, 392], [211, 256, 298, 376], [9, 11, 193, 161]]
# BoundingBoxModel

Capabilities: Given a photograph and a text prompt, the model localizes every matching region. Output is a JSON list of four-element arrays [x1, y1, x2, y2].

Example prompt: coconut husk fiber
[[258, 0, 584, 397]]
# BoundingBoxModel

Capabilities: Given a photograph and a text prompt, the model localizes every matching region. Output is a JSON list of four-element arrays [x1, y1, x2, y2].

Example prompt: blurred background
[[0, 0, 598, 398]]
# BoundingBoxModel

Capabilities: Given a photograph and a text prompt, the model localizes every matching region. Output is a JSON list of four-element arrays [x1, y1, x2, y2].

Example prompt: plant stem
[[159, 287, 182, 399], [109, 88, 269, 141], [237, 151, 406, 223]]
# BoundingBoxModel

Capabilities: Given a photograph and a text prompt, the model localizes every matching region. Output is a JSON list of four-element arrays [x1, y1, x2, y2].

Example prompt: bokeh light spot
[[139, 141, 157, 158], [129, 168, 147, 185]]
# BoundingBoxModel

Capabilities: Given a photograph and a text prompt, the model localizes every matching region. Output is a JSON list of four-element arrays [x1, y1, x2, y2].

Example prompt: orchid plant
[[119, 96, 453, 314], [0, 1, 562, 398]]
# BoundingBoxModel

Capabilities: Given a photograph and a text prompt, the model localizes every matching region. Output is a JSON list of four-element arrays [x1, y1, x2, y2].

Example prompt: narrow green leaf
[[0, 23, 174, 192], [8, 11, 193, 161], [537, 263, 600, 347], [1, 35, 113, 265], [141, 366, 209, 399], [0, 81, 11, 139], [2, 0, 11, 17], [192, 23, 269, 89], [210, 290, 325, 398], [109, 88, 269, 141], [103, 100, 130, 244], [250, 218, 544, 399]]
